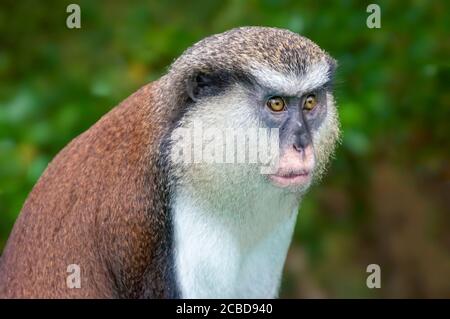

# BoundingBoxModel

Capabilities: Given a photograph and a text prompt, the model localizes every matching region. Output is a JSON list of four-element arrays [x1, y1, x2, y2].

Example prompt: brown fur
[[0, 81, 179, 298]]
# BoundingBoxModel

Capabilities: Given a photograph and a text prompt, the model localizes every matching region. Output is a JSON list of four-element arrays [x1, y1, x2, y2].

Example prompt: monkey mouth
[[267, 170, 312, 188]]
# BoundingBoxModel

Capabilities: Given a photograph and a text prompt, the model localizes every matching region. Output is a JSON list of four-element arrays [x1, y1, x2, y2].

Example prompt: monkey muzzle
[[267, 145, 315, 188]]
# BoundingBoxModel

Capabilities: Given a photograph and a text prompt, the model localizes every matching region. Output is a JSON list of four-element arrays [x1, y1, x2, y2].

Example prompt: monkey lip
[[268, 170, 312, 188]]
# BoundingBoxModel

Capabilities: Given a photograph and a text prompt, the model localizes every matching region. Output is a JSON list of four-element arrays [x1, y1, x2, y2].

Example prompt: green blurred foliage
[[0, 0, 449, 297]]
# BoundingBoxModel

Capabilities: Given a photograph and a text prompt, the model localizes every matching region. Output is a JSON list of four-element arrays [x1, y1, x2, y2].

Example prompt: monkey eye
[[266, 96, 286, 112], [303, 94, 318, 111]]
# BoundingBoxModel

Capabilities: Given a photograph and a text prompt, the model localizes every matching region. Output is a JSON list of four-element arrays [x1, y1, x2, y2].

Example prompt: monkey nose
[[293, 143, 303, 153], [293, 134, 310, 153]]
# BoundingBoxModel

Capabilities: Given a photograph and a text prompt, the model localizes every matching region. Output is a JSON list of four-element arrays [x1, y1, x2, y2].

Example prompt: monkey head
[[166, 27, 340, 210]]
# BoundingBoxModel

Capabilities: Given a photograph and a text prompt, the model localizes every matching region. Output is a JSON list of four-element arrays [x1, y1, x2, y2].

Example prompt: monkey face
[[170, 60, 339, 196], [169, 74, 339, 203], [254, 86, 331, 189], [167, 27, 340, 205]]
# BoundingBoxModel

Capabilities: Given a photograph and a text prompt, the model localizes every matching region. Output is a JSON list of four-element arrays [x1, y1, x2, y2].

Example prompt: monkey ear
[[186, 72, 214, 102]]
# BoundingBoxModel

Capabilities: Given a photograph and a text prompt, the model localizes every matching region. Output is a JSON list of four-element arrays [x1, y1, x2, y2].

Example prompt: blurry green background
[[0, 0, 449, 298]]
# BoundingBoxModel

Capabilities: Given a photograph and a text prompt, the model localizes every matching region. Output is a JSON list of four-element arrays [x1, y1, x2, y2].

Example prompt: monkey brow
[[250, 76, 333, 98], [248, 61, 335, 97]]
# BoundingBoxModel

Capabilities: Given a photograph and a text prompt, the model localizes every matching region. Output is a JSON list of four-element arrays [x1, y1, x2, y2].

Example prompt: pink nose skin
[[267, 145, 315, 188]]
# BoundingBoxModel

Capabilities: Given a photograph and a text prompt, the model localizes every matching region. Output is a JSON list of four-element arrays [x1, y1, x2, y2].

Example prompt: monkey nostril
[[293, 133, 311, 153], [293, 143, 303, 153]]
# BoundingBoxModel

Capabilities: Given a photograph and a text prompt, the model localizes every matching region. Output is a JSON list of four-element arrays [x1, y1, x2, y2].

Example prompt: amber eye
[[266, 96, 286, 112], [304, 94, 317, 111]]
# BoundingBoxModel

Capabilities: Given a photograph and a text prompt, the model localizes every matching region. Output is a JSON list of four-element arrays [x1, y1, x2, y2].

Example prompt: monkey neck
[[171, 182, 301, 298]]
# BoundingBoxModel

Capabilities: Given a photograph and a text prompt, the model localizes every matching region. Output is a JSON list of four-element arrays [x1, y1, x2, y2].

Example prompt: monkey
[[0, 26, 340, 298]]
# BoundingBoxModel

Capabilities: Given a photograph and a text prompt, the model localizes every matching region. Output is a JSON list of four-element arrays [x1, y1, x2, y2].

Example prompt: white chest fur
[[172, 188, 299, 299]]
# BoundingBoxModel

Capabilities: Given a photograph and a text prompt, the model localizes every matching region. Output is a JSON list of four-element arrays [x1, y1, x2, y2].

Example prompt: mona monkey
[[0, 27, 340, 298]]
